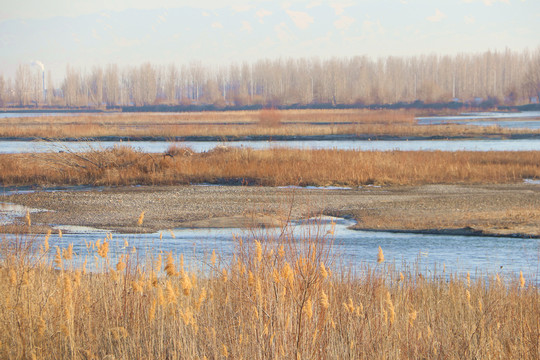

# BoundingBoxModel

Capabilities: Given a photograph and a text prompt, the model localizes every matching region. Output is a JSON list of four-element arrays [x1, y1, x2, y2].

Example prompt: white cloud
[[286, 9, 314, 29], [362, 19, 385, 35], [211, 22, 223, 28], [256, 9, 272, 24], [114, 36, 141, 48], [334, 15, 355, 30], [426, 9, 446, 22], [231, 4, 252, 12], [329, 0, 354, 15], [307, 0, 323, 8], [275, 22, 294, 42], [462, 0, 510, 5], [241, 21, 252, 32], [464, 15, 475, 24]]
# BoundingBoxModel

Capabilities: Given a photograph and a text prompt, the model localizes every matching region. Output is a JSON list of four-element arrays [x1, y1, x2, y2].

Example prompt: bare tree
[[139, 62, 157, 106], [524, 48, 540, 103], [164, 63, 179, 104], [0, 75, 5, 107], [46, 70, 55, 106], [62, 65, 84, 107], [6, 48, 540, 108], [87, 67, 104, 108], [15, 64, 32, 106], [103, 64, 119, 107]]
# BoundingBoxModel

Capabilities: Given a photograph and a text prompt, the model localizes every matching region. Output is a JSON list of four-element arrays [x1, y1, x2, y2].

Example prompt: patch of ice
[[524, 179, 540, 185], [292, 215, 357, 227], [0, 190, 38, 196], [0, 202, 48, 225], [192, 183, 225, 187], [51, 225, 112, 234]]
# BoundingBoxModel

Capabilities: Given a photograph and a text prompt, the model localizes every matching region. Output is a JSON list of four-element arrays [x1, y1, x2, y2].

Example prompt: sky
[[1, 0, 539, 81]]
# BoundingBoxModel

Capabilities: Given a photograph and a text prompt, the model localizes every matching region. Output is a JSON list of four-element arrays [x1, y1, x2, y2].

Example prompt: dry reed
[[0, 146, 539, 187], [0, 218, 538, 359], [1, 109, 537, 139]]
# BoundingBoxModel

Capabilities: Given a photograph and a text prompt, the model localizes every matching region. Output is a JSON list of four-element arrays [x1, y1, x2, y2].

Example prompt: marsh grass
[[1, 109, 537, 139], [0, 216, 538, 359], [0, 146, 539, 187]]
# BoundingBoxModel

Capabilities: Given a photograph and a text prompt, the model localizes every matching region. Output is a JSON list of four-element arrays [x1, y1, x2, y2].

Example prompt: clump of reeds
[[258, 108, 282, 128], [164, 143, 194, 158], [0, 216, 538, 359]]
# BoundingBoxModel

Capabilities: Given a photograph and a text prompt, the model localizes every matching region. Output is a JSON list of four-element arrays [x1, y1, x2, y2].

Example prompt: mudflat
[[2, 183, 539, 238]]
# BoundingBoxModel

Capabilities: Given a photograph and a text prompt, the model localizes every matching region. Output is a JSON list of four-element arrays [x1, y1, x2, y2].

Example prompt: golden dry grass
[[1, 109, 537, 139], [1, 220, 538, 359], [353, 205, 540, 237], [0, 146, 539, 187]]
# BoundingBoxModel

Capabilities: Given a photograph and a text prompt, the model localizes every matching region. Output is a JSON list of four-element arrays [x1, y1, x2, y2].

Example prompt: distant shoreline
[[2, 102, 539, 114]]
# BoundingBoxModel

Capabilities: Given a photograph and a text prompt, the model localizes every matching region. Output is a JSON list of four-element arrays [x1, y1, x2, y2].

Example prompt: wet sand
[[2, 184, 539, 238]]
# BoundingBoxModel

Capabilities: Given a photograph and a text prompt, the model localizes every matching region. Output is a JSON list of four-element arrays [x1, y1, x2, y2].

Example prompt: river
[[2, 138, 540, 153], [2, 208, 538, 281]]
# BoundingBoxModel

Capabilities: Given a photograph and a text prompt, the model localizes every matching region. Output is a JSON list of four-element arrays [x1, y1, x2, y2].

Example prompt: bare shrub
[[164, 144, 193, 158], [258, 108, 282, 127]]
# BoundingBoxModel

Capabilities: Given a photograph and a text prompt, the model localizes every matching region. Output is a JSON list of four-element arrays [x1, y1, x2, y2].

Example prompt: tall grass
[[1, 146, 539, 186], [1, 218, 538, 359]]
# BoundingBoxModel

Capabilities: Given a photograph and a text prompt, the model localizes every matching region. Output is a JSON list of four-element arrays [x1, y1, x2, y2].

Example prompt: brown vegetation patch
[[0, 147, 539, 187], [1, 109, 537, 139]]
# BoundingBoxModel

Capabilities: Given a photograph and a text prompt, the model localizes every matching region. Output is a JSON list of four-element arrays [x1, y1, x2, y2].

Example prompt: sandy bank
[[1, 184, 539, 238]]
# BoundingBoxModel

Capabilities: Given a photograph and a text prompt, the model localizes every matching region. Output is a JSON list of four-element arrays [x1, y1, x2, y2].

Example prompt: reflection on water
[[4, 216, 538, 280]]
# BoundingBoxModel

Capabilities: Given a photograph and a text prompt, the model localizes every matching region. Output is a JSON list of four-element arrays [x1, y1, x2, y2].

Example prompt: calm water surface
[[4, 216, 537, 281], [417, 111, 540, 129], [2, 138, 540, 153]]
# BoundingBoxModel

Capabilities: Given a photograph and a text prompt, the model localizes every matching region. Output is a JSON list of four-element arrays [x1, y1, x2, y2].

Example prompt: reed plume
[[137, 211, 145, 226], [377, 246, 385, 263]]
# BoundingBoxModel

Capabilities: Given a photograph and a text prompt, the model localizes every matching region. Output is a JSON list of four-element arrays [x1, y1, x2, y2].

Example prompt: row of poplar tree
[[1, 47, 539, 108]]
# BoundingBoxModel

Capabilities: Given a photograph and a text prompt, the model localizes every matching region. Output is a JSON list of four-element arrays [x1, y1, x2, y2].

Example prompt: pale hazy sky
[[1, 0, 539, 80]]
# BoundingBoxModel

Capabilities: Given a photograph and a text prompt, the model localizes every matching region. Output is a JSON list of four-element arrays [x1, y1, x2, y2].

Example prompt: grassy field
[[1, 146, 539, 187], [1, 220, 538, 359], [1, 109, 538, 139]]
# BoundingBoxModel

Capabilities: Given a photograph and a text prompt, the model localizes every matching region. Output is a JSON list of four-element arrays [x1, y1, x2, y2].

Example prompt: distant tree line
[[1, 47, 539, 110]]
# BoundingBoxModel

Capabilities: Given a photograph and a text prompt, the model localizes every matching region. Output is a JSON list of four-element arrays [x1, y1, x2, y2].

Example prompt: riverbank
[[2, 183, 539, 238]]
